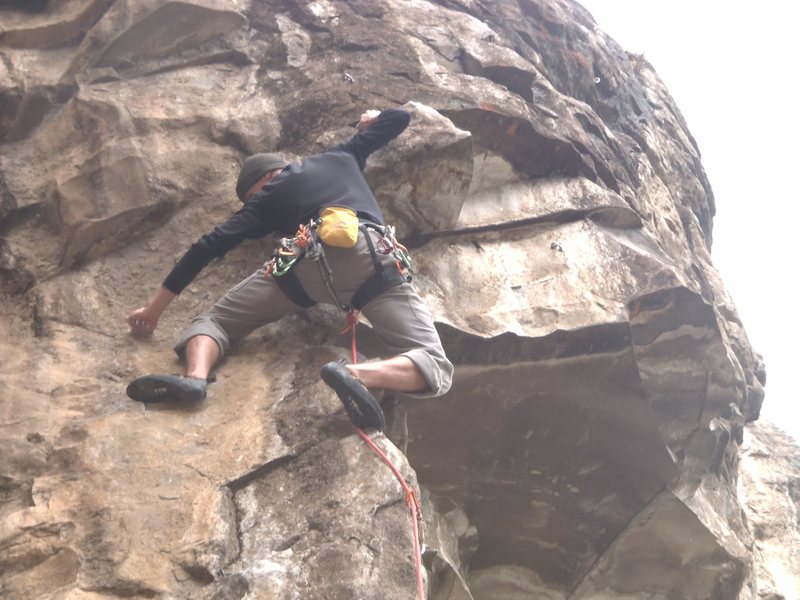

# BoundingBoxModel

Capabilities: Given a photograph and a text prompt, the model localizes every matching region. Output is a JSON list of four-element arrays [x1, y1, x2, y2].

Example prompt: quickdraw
[[262, 222, 316, 278], [374, 223, 413, 276]]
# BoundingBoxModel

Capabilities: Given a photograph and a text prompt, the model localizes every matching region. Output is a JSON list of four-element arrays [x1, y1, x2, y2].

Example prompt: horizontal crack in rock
[[225, 454, 298, 493], [403, 207, 632, 248]]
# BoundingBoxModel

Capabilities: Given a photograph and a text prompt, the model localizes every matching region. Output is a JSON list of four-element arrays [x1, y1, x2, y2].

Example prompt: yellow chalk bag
[[318, 206, 360, 248]]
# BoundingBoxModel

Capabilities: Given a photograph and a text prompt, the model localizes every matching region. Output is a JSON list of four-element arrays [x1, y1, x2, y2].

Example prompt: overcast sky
[[576, 1, 799, 441]]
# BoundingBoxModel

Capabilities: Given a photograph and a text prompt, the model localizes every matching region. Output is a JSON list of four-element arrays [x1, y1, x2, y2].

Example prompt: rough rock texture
[[0, 0, 776, 598], [740, 423, 800, 600]]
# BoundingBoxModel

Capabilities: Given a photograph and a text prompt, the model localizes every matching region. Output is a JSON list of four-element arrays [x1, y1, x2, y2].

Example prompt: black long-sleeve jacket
[[162, 109, 411, 294]]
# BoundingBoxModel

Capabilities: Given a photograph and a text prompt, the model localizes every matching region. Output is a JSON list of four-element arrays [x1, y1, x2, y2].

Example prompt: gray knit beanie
[[236, 153, 289, 200]]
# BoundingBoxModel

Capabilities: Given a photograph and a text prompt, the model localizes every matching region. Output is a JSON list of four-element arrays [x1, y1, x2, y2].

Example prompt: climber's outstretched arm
[[128, 286, 176, 334]]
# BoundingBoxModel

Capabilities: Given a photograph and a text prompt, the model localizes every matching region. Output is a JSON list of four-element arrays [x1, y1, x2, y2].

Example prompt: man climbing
[[126, 108, 453, 431]]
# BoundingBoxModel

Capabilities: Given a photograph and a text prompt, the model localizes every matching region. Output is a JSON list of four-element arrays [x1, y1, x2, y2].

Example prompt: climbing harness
[[261, 212, 413, 311], [345, 314, 426, 600]]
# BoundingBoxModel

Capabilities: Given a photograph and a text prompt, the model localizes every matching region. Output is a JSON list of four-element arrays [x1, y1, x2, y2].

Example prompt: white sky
[[577, 1, 800, 441]]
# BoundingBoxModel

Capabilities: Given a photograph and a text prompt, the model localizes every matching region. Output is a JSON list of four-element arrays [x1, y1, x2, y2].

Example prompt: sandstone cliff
[[0, 0, 774, 598], [740, 423, 800, 600]]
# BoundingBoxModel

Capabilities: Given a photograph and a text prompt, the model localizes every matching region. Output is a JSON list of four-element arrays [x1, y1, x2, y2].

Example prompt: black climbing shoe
[[320, 362, 386, 431], [126, 375, 208, 404]]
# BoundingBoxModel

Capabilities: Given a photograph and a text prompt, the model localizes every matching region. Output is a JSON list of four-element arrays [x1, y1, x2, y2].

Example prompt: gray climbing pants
[[174, 227, 453, 398]]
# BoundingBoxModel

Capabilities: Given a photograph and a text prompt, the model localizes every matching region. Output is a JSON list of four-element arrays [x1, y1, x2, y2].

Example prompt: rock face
[[0, 1, 775, 599], [740, 423, 800, 600]]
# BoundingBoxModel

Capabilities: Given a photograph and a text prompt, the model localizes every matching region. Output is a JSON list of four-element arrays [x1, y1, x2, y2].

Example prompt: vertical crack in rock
[[223, 431, 421, 599], [566, 484, 668, 597], [224, 454, 299, 567]]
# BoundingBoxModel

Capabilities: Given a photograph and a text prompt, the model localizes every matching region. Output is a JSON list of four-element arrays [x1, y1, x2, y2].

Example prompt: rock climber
[[125, 108, 453, 431]]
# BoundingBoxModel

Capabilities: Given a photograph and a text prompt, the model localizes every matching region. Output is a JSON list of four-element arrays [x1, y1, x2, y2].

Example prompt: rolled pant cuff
[[400, 348, 453, 399], [174, 318, 230, 358]]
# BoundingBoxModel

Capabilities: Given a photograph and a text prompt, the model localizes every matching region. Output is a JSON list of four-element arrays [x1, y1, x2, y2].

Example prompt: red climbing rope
[[344, 309, 360, 369], [355, 427, 425, 600], [347, 309, 426, 600]]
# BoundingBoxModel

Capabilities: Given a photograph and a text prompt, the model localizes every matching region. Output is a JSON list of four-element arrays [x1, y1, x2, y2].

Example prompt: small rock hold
[[551, 242, 563, 252]]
